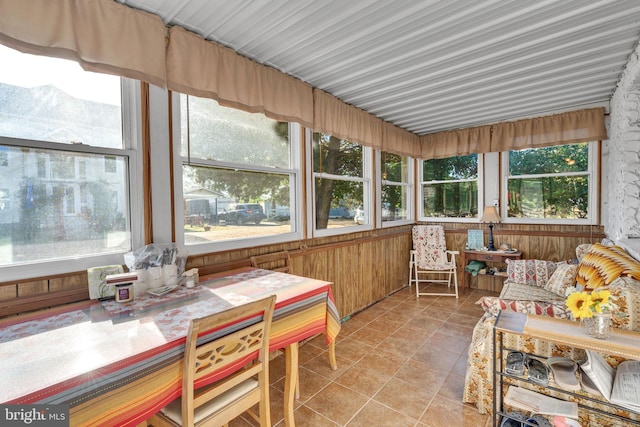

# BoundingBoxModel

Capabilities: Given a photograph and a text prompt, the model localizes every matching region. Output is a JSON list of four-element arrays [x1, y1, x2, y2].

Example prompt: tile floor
[[231, 285, 500, 427]]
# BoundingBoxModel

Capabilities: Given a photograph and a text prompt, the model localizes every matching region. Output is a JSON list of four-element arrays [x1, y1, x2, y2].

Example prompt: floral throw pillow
[[544, 262, 579, 296], [506, 259, 559, 288]]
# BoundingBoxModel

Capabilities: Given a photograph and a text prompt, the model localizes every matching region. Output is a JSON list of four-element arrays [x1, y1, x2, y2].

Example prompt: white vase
[[583, 312, 612, 340]]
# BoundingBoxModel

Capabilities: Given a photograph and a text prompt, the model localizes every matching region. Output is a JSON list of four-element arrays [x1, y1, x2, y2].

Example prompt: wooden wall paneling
[[356, 241, 369, 311], [17, 279, 48, 297], [49, 273, 86, 292], [538, 232, 560, 261], [0, 284, 17, 301]]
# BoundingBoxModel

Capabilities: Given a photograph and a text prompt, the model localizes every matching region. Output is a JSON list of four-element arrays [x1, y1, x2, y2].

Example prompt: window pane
[[423, 181, 478, 218], [423, 154, 477, 181], [181, 95, 290, 169], [315, 178, 361, 229], [183, 165, 292, 243], [382, 152, 407, 182], [509, 143, 588, 176], [0, 145, 130, 266], [381, 151, 411, 224], [0, 45, 122, 149], [312, 133, 363, 178], [382, 184, 409, 222], [507, 176, 589, 219]]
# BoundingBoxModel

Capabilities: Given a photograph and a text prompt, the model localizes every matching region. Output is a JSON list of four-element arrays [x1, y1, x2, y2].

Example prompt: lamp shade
[[480, 206, 501, 223]]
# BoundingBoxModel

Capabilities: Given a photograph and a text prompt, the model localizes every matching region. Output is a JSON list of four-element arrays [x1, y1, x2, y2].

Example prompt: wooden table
[[461, 249, 522, 292], [0, 267, 340, 427]]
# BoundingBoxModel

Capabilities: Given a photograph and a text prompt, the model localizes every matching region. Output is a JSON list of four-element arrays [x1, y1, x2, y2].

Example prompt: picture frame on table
[[467, 229, 484, 250]]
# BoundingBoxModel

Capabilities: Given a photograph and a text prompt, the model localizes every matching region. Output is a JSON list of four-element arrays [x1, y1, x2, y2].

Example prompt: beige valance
[[313, 89, 384, 149], [491, 107, 607, 152], [0, 0, 166, 88], [1, 2, 605, 159], [166, 26, 313, 128], [382, 122, 420, 157], [420, 125, 492, 159]]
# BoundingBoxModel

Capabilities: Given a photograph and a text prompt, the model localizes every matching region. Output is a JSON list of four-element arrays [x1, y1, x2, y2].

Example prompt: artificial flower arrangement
[[565, 286, 616, 319]]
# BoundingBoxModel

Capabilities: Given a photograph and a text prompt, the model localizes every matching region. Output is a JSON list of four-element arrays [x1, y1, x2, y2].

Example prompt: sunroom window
[[379, 151, 413, 227], [311, 133, 371, 234], [503, 142, 596, 223], [0, 44, 137, 279], [178, 95, 300, 250], [419, 154, 480, 220]]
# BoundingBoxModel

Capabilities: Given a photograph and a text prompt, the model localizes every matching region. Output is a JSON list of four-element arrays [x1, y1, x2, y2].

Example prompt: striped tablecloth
[[0, 268, 340, 426]]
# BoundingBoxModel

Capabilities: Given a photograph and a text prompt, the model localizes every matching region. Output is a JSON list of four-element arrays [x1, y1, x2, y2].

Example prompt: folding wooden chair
[[147, 295, 276, 427], [411, 225, 459, 298]]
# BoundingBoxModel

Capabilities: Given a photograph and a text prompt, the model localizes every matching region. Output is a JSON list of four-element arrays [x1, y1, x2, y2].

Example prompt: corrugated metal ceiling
[[121, 0, 640, 135]]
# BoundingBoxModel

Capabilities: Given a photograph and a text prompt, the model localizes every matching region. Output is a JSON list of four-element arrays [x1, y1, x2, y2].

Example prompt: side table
[[461, 249, 522, 292]]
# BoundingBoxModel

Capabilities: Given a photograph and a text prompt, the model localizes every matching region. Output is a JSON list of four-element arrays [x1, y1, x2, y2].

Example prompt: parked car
[[328, 207, 353, 219], [354, 207, 365, 224], [224, 203, 265, 225]]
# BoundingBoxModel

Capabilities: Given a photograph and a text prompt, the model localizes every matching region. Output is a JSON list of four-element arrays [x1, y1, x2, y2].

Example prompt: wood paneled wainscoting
[[0, 223, 604, 320], [188, 225, 414, 320], [429, 222, 605, 292]]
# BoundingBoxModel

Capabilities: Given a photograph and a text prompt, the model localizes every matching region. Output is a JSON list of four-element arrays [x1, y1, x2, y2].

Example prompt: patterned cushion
[[608, 276, 640, 332], [576, 243, 640, 290], [476, 282, 568, 318], [575, 243, 593, 262], [543, 262, 579, 296], [505, 259, 558, 288], [412, 225, 452, 270]]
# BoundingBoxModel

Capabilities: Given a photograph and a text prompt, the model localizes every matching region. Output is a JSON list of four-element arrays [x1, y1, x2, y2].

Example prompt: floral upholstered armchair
[[462, 242, 640, 426]]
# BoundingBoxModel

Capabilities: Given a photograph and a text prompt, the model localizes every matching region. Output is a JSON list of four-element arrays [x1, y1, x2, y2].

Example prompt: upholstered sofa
[[463, 242, 640, 426]]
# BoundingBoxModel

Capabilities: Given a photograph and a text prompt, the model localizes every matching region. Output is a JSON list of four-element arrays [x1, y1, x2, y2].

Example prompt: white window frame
[[305, 129, 373, 237], [0, 78, 143, 282], [172, 93, 303, 254], [376, 150, 414, 228], [418, 154, 484, 223], [500, 141, 598, 225]]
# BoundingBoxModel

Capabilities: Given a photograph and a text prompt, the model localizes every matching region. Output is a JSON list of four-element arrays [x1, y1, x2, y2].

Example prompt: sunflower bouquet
[[565, 286, 616, 319]]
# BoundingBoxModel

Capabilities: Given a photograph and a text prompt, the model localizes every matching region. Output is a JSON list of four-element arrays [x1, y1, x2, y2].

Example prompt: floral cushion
[[412, 225, 452, 270], [476, 282, 569, 318], [576, 243, 640, 289], [543, 262, 579, 296], [505, 259, 558, 288]]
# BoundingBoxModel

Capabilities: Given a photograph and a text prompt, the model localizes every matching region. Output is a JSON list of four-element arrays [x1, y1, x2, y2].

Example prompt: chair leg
[[453, 265, 459, 299]]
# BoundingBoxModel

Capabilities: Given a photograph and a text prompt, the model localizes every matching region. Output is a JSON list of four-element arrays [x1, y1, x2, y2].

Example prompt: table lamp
[[481, 206, 501, 251]]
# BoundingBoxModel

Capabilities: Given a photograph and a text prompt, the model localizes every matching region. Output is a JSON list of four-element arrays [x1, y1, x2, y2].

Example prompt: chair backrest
[[251, 251, 292, 273], [182, 295, 276, 426], [412, 225, 448, 269]]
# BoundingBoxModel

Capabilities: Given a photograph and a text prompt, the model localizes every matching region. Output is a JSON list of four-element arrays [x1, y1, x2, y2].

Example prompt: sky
[[0, 44, 121, 106]]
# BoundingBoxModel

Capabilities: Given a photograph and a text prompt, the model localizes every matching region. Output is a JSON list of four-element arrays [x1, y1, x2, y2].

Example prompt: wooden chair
[[147, 295, 276, 427], [411, 225, 459, 298], [250, 251, 292, 273]]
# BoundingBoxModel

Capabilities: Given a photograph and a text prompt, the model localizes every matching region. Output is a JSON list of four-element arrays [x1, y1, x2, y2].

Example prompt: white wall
[[606, 41, 640, 257]]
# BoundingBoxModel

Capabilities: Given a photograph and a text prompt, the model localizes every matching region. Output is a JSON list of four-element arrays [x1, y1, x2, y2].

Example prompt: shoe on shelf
[[500, 411, 527, 427], [525, 414, 552, 427], [526, 357, 550, 386], [547, 357, 581, 391], [506, 350, 526, 375]]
